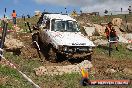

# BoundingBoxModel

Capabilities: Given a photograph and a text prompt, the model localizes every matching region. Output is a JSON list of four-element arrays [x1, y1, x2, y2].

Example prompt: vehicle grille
[[68, 46, 89, 53]]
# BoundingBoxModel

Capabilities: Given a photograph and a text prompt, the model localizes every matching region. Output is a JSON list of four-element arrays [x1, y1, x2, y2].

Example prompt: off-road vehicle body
[[33, 12, 95, 61]]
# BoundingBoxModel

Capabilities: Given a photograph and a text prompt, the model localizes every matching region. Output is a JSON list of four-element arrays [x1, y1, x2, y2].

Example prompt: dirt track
[[7, 32, 132, 79]]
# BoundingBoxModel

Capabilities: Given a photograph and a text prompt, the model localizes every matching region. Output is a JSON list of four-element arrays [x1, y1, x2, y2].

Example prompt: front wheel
[[48, 47, 57, 62]]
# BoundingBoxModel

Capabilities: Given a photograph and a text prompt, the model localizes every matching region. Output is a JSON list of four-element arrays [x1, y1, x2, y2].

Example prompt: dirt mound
[[5, 32, 40, 59], [20, 45, 39, 59]]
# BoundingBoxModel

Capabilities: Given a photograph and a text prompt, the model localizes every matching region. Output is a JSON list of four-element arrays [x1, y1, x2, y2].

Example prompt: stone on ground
[[112, 18, 122, 27], [106, 68, 117, 74], [94, 39, 108, 46], [123, 68, 132, 75], [5, 35, 24, 51], [83, 26, 95, 36], [127, 45, 132, 51], [34, 60, 93, 76], [93, 24, 106, 36]]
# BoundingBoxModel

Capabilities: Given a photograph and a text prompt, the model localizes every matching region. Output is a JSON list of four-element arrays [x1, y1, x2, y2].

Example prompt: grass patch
[[95, 43, 132, 59], [0, 65, 33, 88]]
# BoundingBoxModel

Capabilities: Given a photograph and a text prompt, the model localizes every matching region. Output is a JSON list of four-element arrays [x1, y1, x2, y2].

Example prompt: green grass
[[95, 43, 132, 59], [16, 16, 39, 30], [77, 14, 132, 24], [0, 65, 33, 88]]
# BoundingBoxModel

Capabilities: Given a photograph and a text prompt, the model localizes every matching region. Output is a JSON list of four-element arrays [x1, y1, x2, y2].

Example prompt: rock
[[123, 68, 132, 75], [4, 35, 24, 51], [34, 66, 47, 76], [106, 68, 117, 74], [112, 18, 122, 27], [86, 23, 94, 27], [127, 45, 132, 51], [94, 39, 108, 46], [117, 33, 132, 43], [77, 60, 93, 69], [123, 33, 132, 40], [121, 23, 132, 33], [126, 23, 132, 33], [83, 26, 95, 36], [93, 24, 106, 36], [79, 26, 88, 36], [78, 20, 84, 25], [118, 35, 129, 43]]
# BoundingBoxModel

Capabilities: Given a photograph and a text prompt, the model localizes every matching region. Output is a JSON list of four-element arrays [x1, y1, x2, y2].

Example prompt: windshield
[[51, 20, 80, 32]]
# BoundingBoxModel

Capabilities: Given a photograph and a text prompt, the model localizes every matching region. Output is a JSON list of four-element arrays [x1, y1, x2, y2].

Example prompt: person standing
[[12, 10, 17, 27], [128, 6, 132, 14], [105, 22, 119, 51]]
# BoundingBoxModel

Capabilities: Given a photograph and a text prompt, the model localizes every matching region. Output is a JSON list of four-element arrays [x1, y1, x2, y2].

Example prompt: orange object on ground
[[81, 68, 89, 78]]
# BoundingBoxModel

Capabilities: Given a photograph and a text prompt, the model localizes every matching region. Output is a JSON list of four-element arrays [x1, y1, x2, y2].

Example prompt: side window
[[51, 19, 55, 31]]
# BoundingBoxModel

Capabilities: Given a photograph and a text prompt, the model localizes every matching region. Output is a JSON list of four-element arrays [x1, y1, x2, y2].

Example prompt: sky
[[0, 0, 132, 18]]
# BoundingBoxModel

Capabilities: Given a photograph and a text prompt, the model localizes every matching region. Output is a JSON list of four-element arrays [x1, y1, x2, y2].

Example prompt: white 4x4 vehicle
[[33, 13, 95, 61]]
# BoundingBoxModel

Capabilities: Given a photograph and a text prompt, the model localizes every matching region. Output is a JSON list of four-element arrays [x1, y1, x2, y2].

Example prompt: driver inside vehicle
[[41, 19, 50, 29]]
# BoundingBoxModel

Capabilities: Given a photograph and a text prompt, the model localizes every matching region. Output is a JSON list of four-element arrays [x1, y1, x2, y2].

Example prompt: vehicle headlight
[[63, 46, 68, 51], [58, 45, 68, 51]]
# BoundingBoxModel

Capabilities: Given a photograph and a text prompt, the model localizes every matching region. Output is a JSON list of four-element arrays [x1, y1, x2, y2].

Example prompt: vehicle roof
[[44, 14, 76, 21]]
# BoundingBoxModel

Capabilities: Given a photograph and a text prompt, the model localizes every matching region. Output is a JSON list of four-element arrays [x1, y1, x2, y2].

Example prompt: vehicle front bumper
[[59, 51, 93, 58]]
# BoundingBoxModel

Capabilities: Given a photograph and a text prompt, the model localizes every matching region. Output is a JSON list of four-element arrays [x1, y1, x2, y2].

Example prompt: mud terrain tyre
[[48, 47, 57, 62]]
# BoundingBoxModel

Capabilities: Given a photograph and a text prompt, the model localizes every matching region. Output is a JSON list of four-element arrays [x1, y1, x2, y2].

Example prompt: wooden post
[[27, 22, 32, 33], [0, 21, 8, 60]]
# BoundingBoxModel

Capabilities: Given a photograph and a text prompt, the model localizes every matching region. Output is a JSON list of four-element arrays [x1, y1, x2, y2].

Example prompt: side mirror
[[33, 25, 39, 30]]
